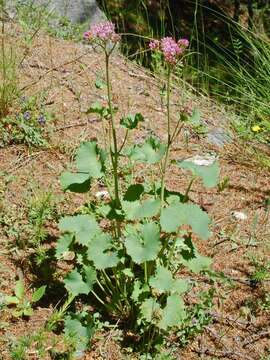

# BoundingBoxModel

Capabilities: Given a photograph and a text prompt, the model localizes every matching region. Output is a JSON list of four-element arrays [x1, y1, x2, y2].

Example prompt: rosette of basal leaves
[[60, 141, 106, 193], [127, 136, 166, 164], [124, 222, 161, 264]]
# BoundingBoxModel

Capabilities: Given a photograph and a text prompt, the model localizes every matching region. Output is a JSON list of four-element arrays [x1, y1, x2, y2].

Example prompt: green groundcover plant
[[56, 22, 219, 355]]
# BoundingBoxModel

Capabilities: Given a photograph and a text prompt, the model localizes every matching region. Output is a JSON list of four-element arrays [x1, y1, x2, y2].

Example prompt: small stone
[[232, 211, 248, 221], [185, 154, 216, 166], [95, 190, 109, 199], [62, 251, 75, 261]]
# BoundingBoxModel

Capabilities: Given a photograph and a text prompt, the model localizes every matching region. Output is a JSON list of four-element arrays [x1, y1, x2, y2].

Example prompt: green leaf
[[174, 279, 190, 294], [86, 101, 106, 115], [149, 266, 189, 295], [159, 294, 186, 330], [121, 200, 140, 220], [13, 310, 24, 317], [180, 237, 212, 273], [95, 78, 105, 89], [60, 141, 105, 193], [86, 102, 113, 119], [122, 268, 134, 278], [14, 280, 24, 299], [131, 280, 142, 303], [5, 296, 20, 304], [177, 159, 220, 187], [64, 269, 92, 296], [160, 203, 211, 240], [64, 313, 94, 352], [120, 113, 144, 129], [138, 199, 161, 219], [32, 286, 46, 303], [55, 233, 74, 259], [123, 184, 144, 201], [183, 253, 212, 273], [87, 233, 119, 270], [60, 172, 91, 193], [129, 137, 166, 164], [190, 108, 201, 124], [149, 266, 173, 294], [22, 308, 33, 317], [83, 266, 96, 289], [59, 215, 100, 246], [131, 281, 149, 303], [122, 198, 161, 220], [140, 298, 161, 323], [125, 223, 161, 264], [76, 141, 104, 178]]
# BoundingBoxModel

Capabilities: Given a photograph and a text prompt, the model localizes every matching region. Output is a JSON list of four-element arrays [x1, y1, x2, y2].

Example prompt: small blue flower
[[38, 114, 46, 126], [23, 111, 31, 121]]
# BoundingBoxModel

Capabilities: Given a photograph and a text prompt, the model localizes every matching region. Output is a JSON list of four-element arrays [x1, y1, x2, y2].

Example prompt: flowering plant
[[57, 26, 219, 355]]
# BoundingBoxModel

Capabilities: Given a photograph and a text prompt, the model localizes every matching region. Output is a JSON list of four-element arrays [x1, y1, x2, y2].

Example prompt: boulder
[[6, 0, 106, 24]]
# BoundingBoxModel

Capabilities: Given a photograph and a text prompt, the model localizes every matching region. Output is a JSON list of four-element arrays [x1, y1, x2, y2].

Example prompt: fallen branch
[[192, 346, 254, 360], [242, 330, 270, 347]]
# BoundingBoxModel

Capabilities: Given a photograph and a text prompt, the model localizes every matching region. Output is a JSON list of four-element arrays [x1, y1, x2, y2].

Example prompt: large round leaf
[[160, 203, 211, 240], [59, 215, 100, 246], [124, 223, 161, 264]]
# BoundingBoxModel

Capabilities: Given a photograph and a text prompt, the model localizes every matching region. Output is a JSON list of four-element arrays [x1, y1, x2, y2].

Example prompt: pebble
[[185, 154, 216, 166], [232, 211, 248, 221]]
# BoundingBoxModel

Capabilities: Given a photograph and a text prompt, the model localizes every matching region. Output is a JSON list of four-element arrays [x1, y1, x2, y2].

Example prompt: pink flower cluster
[[84, 21, 120, 44], [149, 36, 189, 64]]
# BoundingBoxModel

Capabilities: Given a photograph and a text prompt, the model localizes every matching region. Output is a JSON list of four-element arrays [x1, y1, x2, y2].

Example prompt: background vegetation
[[98, 0, 270, 143]]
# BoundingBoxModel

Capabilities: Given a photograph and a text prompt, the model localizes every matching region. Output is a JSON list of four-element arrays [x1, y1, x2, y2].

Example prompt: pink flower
[[149, 39, 160, 50], [149, 36, 189, 65], [83, 31, 91, 40], [178, 38, 189, 48], [84, 21, 120, 43], [161, 37, 183, 64]]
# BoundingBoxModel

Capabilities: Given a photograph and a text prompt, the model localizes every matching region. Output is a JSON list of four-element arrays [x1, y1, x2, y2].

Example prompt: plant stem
[[184, 176, 196, 201], [1, 0, 6, 117], [105, 53, 121, 210], [160, 65, 172, 206], [167, 236, 178, 265], [144, 262, 148, 284]]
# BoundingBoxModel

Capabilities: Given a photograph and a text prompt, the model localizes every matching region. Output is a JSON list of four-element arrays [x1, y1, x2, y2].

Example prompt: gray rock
[[7, 0, 105, 24], [207, 127, 232, 148]]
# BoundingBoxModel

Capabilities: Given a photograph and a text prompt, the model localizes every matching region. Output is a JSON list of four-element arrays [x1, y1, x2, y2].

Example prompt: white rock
[[232, 211, 248, 221], [95, 190, 109, 199], [185, 155, 216, 166]]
